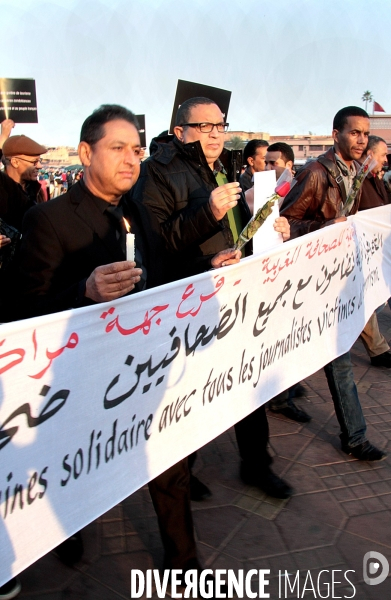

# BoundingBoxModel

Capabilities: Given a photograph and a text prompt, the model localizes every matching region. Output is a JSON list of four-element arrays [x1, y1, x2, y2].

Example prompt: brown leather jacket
[[280, 148, 360, 239]]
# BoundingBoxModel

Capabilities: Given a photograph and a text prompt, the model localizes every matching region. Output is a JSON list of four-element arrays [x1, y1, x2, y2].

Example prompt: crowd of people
[[37, 167, 84, 201], [0, 100, 390, 599]]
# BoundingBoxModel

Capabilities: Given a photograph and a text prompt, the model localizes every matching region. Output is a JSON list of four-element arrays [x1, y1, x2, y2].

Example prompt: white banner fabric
[[1, 206, 391, 584]]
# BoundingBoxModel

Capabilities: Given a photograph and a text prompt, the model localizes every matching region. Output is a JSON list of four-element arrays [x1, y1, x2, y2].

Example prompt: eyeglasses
[[180, 122, 229, 133], [11, 156, 42, 166]]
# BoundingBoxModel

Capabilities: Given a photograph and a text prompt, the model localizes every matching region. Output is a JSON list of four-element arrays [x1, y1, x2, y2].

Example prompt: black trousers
[[149, 405, 272, 569], [189, 404, 272, 473], [148, 458, 197, 569], [234, 404, 272, 470]]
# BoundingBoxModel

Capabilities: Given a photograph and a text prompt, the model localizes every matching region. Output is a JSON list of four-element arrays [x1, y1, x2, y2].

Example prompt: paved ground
[[16, 308, 391, 599]]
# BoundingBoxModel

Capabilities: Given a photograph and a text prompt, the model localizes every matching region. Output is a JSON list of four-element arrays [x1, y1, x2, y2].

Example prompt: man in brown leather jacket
[[280, 106, 369, 238], [279, 106, 387, 462]]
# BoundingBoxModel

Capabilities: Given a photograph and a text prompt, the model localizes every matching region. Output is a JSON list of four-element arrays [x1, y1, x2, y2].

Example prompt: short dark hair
[[80, 104, 139, 145], [267, 142, 295, 164], [333, 106, 369, 132], [243, 139, 269, 165], [175, 97, 219, 126], [367, 135, 387, 152]]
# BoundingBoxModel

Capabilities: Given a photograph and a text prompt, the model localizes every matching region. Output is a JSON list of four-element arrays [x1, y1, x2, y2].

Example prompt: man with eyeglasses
[[0, 122, 47, 324], [0, 125, 47, 232], [132, 96, 293, 500]]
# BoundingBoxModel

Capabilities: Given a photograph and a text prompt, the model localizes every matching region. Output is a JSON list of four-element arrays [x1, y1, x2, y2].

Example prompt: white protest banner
[[1, 207, 391, 584]]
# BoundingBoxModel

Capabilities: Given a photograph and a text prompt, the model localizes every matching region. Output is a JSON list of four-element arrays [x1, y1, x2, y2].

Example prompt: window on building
[[298, 145, 304, 151], [311, 145, 323, 151]]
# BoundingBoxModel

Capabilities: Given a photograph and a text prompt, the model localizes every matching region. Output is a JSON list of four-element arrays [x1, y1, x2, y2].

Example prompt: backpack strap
[[317, 155, 347, 204]]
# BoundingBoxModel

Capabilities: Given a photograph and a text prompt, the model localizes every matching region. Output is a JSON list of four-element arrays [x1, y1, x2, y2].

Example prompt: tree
[[228, 135, 245, 150], [362, 90, 373, 112]]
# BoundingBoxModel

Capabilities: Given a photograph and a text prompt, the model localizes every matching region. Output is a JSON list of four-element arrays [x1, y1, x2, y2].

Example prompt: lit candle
[[123, 218, 135, 261]]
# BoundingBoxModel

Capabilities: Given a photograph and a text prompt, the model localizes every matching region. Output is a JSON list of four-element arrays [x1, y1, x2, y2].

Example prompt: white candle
[[123, 218, 135, 262], [126, 232, 135, 262]]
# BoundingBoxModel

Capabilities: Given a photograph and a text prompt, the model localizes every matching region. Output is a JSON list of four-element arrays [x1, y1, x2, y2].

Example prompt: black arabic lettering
[[253, 280, 292, 337], [104, 327, 181, 409], [292, 276, 312, 309], [184, 294, 243, 356], [315, 258, 340, 295], [0, 386, 70, 450]]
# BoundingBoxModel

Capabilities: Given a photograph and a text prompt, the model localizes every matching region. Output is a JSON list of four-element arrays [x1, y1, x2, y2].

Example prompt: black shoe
[[370, 351, 391, 368], [189, 474, 212, 501], [270, 401, 312, 423], [291, 383, 306, 398], [53, 531, 84, 566], [240, 464, 293, 499], [0, 578, 21, 600], [342, 440, 387, 461]]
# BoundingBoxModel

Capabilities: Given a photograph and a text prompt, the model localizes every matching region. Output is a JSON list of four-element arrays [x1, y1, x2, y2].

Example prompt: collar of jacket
[[150, 136, 218, 185], [150, 135, 206, 164]]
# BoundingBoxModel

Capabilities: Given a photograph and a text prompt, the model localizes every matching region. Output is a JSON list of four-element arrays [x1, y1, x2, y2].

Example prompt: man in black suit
[[20, 105, 235, 578]]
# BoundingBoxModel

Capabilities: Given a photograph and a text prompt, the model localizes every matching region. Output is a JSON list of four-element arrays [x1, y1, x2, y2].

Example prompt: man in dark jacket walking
[[132, 96, 293, 499]]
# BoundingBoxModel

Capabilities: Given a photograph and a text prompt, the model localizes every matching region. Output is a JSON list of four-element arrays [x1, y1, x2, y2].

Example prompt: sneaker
[[270, 400, 312, 423], [370, 351, 391, 368], [240, 464, 293, 499], [0, 578, 21, 599], [342, 441, 387, 461]]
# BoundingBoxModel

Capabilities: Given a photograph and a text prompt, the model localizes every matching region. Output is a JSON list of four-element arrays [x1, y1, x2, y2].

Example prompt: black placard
[[169, 80, 231, 133], [0, 78, 38, 123], [136, 114, 146, 148]]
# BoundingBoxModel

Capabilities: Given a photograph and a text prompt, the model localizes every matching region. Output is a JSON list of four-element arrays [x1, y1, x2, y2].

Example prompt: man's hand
[[211, 248, 241, 269], [0, 234, 11, 249], [209, 182, 241, 221], [85, 261, 142, 303], [0, 119, 15, 149], [273, 216, 290, 241]]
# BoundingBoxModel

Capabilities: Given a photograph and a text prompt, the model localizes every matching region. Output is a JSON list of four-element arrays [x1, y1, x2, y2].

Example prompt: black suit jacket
[[19, 181, 167, 318]]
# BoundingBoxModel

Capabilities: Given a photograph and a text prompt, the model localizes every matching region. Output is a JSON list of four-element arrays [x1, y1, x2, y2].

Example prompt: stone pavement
[[17, 308, 391, 599]]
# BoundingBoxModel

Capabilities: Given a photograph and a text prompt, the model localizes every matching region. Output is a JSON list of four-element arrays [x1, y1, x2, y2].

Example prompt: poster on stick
[[0, 78, 38, 123], [1, 207, 391, 585]]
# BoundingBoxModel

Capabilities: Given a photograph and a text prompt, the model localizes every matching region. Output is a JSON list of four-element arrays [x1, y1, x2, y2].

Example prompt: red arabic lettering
[[28, 333, 79, 379], [0, 340, 25, 375], [305, 226, 354, 260], [176, 276, 225, 318], [101, 305, 169, 335], [262, 246, 301, 283]]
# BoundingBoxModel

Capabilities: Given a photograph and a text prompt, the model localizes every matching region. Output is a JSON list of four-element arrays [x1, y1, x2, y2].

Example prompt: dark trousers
[[234, 404, 272, 470], [148, 458, 197, 569]]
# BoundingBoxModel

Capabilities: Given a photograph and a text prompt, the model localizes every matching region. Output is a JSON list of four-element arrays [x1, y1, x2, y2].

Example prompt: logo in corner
[[363, 551, 389, 586]]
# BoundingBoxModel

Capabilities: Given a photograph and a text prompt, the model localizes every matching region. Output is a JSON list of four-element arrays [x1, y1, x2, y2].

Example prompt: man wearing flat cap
[[0, 120, 47, 231], [0, 119, 47, 322]]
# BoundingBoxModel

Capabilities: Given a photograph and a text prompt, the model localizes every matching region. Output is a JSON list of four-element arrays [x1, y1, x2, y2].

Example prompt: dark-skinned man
[[280, 106, 387, 461]]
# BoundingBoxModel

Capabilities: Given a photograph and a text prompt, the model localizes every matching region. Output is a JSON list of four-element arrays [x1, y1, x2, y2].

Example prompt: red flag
[[373, 101, 386, 112]]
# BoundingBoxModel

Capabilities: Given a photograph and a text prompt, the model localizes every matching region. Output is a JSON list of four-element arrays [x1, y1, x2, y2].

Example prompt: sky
[[1, 0, 390, 147]]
